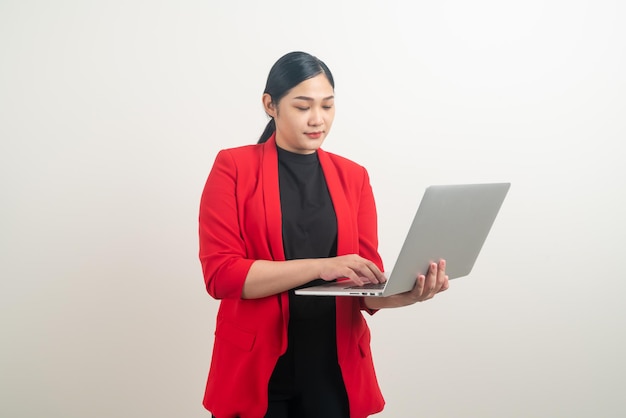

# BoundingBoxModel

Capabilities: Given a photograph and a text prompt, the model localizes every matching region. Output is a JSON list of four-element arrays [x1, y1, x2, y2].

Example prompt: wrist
[[364, 294, 410, 310]]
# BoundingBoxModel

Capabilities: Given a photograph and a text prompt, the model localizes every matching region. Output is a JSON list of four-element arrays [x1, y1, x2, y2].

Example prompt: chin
[[307, 137, 326, 148]]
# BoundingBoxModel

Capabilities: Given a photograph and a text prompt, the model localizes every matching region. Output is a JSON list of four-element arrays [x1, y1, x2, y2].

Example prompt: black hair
[[258, 51, 335, 144]]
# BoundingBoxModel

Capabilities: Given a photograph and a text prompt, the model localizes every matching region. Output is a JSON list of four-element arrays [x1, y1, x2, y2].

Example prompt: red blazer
[[199, 135, 385, 418]]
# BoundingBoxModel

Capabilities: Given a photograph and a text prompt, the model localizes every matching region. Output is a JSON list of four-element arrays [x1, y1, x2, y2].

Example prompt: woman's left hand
[[401, 259, 449, 303], [364, 259, 449, 309]]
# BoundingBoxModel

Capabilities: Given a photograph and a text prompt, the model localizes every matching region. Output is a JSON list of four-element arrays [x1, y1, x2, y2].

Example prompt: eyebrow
[[292, 95, 335, 101]]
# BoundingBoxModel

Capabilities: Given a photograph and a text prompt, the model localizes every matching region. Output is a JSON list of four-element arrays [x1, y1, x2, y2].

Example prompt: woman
[[199, 51, 449, 418]]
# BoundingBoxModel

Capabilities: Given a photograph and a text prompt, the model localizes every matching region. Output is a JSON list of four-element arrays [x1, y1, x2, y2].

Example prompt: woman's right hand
[[318, 254, 387, 286], [242, 255, 385, 299]]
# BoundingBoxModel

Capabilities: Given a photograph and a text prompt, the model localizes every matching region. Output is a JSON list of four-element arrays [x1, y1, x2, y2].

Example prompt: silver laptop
[[295, 183, 510, 297]]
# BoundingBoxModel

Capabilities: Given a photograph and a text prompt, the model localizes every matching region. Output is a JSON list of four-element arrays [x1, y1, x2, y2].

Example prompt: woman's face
[[263, 73, 335, 154]]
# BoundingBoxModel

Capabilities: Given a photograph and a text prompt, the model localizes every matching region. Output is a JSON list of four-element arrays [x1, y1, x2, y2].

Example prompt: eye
[[322, 105, 334, 110], [295, 106, 310, 111]]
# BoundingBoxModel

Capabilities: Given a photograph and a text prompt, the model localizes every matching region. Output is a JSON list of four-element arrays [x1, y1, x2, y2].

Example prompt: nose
[[308, 108, 323, 126]]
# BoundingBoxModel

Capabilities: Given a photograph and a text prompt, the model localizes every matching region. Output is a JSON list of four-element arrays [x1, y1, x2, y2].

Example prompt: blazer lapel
[[262, 136, 285, 262], [317, 148, 355, 256], [262, 136, 290, 354], [318, 148, 358, 362]]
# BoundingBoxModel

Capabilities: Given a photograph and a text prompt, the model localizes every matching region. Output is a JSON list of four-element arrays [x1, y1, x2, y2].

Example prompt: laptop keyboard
[[345, 283, 386, 290]]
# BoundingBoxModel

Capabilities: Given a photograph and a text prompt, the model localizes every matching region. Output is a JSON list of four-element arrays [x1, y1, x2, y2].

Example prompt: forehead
[[286, 74, 334, 99]]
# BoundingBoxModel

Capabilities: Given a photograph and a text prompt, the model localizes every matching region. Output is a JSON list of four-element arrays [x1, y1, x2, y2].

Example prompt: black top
[[277, 146, 338, 319], [268, 147, 348, 407], [278, 147, 337, 265]]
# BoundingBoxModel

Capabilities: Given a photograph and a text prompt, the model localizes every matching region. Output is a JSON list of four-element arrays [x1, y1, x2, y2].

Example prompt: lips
[[305, 131, 323, 139]]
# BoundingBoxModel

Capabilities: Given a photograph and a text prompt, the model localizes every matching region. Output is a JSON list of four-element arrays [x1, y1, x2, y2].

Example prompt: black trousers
[[265, 300, 349, 418], [212, 387, 348, 418], [212, 392, 349, 418]]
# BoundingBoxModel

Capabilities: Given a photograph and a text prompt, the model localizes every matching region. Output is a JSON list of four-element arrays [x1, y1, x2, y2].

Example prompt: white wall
[[1, 1, 624, 417]]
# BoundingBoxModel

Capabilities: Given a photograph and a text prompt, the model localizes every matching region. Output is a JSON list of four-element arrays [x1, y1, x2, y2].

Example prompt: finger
[[353, 259, 386, 283], [439, 275, 450, 292], [413, 274, 426, 299], [436, 259, 447, 290], [350, 265, 375, 284], [423, 262, 438, 299], [331, 264, 364, 286], [344, 270, 365, 286], [364, 259, 386, 283]]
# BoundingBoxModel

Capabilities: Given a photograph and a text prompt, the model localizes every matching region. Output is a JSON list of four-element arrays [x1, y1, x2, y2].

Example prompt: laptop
[[294, 182, 510, 297]]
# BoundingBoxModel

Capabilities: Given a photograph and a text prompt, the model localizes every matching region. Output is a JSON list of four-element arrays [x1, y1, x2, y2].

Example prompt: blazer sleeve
[[199, 150, 255, 300]]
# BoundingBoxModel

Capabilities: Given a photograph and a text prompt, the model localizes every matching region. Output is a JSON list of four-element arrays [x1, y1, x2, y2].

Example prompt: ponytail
[[257, 118, 276, 144]]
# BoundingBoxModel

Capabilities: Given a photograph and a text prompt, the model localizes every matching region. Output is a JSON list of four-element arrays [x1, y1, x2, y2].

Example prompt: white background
[[1, 1, 625, 417]]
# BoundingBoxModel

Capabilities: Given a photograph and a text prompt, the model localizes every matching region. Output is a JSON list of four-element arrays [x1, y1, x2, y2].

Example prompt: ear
[[262, 93, 277, 118]]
